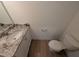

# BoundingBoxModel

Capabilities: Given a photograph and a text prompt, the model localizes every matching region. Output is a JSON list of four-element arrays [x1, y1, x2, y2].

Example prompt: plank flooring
[[28, 40, 67, 57]]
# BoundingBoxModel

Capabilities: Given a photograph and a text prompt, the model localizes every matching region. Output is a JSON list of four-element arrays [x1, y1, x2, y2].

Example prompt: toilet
[[48, 33, 79, 52], [48, 40, 66, 52]]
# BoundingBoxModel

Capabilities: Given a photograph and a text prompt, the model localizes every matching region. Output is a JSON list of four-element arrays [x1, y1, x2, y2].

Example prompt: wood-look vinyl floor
[[28, 40, 67, 57]]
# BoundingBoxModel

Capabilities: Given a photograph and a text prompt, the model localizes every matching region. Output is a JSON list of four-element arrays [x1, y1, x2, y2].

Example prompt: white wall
[[3, 1, 79, 40], [0, 2, 12, 24]]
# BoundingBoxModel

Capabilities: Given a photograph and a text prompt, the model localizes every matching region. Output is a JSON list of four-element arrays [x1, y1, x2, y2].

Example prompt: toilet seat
[[48, 40, 66, 52]]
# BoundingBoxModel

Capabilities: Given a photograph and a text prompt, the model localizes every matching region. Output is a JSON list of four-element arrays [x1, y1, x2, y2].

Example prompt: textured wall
[[3, 1, 79, 40]]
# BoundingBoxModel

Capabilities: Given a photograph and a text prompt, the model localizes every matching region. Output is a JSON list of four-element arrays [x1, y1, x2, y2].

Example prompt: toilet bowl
[[48, 33, 79, 52], [48, 40, 66, 52]]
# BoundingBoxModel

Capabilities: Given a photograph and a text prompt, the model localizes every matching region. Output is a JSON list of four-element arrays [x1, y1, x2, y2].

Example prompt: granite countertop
[[0, 24, 28, 57]]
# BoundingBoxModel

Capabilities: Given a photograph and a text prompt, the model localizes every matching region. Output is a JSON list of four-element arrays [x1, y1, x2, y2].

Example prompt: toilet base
[[49, 49, 67, 57], [57, 50, 67, 56]]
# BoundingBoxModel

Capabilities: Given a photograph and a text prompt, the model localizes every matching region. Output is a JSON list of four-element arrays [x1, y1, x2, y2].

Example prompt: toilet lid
[[48, 40, 66, 52]]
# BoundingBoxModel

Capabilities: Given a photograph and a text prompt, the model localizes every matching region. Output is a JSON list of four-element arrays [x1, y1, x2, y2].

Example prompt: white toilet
[[48, 33, 79, 52]]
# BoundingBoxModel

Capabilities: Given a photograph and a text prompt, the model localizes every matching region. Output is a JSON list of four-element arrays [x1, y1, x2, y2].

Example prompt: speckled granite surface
[[0, 24, 28, 57]]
